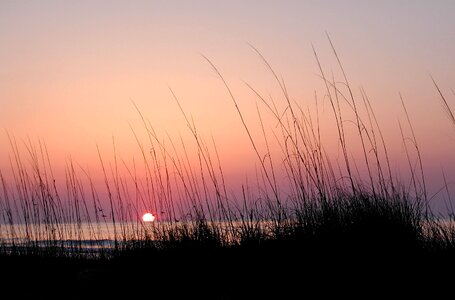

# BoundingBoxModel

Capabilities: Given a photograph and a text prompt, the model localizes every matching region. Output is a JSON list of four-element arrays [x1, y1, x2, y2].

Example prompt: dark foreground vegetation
[[1, 41, 455, 299], [2, 192, 455, 299]]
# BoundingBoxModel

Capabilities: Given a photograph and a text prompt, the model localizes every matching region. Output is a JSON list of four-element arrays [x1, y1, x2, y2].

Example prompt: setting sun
[[142, 213, 156, 222]]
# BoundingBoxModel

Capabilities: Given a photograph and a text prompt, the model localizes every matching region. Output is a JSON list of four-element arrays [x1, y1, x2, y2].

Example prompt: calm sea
[[1, 219, 452, 254], [0, 220, 244, 254], [0, 221, 160, 253]]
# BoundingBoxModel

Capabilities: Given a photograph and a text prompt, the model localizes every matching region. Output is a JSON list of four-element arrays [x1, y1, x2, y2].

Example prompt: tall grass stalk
[[0, 42, 454, 259]]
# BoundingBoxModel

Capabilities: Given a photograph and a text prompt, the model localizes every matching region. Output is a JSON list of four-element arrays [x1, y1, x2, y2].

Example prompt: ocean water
[[0, 221, 158, 253], [0, 220, 252, 254], [1, 219, 452, 255]]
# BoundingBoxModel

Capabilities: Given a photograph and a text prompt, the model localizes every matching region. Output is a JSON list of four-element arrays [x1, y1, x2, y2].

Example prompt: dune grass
[[1, 40, 455, 298]]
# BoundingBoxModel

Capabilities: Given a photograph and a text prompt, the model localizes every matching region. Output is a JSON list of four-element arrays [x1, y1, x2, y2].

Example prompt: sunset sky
[[1, 1, 454, 214]]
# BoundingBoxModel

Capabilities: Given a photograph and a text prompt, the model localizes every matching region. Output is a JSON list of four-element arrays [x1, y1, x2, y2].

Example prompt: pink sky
[[1, 1, 454, 215]]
